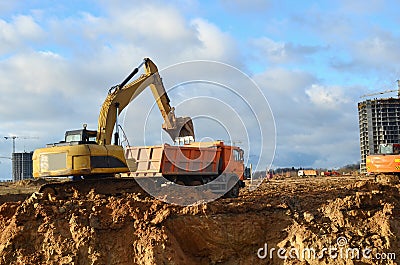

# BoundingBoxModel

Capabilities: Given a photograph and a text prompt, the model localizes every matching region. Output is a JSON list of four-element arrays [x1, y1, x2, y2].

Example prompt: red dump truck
[[124, 141, 245, 198]]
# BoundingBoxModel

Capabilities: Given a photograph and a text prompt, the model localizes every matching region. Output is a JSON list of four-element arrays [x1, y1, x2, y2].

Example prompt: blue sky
[[1, 0, 400, 179]]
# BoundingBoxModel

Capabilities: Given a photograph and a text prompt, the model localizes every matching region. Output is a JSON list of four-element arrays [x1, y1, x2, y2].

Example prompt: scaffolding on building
[[358, 80, 400, 173]]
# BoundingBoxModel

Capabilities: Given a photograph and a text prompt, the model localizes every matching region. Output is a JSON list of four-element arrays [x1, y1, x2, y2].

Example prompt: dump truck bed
[[125, 144, 221, 177]]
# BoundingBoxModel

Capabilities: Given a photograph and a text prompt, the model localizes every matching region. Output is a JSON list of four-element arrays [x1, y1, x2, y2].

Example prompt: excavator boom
[[97, 58, 195, 145]]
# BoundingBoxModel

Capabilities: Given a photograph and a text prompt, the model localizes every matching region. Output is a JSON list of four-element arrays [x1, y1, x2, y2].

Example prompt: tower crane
[[360, 80, 400, 99], [0, 157, 11, 165], [3, 136, 38, 181], [4, 136, 38, 153]]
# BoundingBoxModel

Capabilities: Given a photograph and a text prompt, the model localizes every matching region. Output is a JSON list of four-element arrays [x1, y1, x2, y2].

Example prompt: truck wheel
[[188, 180, 202, 186], [176, 180, 185, 186], [224, 178, 240, 198]]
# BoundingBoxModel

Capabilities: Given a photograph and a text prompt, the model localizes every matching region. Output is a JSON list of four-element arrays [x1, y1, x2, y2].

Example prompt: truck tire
[[188, 180, 202, 186], [224, 177, 240, 198], [176, 180, 185, 186]]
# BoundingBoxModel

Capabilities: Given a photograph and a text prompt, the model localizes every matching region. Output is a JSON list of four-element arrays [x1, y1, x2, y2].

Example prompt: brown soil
[[0, 176, 398, 265], [0, 179, 48, 204]]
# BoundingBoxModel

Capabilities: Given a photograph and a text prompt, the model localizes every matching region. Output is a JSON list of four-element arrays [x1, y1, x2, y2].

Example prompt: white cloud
[[355, 34, 400, 67], [102, 5, 195, 43], [252, 67, 359, 168], [0, 51, 68, 94], [189, 18, 240, 65], [305, 84, 349, 109], [254, 67, 316, 95], [251, 37, 323, 64], [0, 2, 247, 178], [44, 4, 241, 68], [290, 11, 353, 44], [329, 30, 400, 77], [0, 15, 44, 54], [252, 37, 286, 63]]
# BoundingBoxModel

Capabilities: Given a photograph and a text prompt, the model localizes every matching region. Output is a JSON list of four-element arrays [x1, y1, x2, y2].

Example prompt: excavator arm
[[97, 58, 195, 145]]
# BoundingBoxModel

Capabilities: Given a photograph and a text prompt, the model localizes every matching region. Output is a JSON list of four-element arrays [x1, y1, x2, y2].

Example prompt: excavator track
[[39, 178, 157, 199], [38, 176, 240, 201]]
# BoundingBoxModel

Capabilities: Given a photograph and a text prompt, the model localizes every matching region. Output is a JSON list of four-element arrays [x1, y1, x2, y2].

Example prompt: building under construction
[[358, 81, 400, 173], [12, 152, 33, 181]]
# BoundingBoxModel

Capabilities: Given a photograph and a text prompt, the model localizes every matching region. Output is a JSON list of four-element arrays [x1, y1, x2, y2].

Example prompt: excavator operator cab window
[[65, 133, 81, 142], [65, 129, 97, 144], [378, 143, 400, 155]]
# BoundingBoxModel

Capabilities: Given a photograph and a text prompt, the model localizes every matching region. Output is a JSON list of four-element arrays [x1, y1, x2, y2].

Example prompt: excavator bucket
[[163, 116, 195, 141]]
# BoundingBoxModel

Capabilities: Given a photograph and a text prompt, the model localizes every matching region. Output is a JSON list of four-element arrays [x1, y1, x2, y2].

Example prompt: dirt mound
[[279, 180, 399, 264], [0, 178, 52, 205], [0, 176, 398, 264], [12, 178, 51, 187]]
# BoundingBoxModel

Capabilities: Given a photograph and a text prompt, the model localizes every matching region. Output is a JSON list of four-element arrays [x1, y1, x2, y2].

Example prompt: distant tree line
[[251, 162, 360, 178]]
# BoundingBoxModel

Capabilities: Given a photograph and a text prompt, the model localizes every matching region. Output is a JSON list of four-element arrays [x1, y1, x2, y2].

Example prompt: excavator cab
[[47, 125, 97, 147], [377, 143, 400, 155], [64, 126, 97, 144]]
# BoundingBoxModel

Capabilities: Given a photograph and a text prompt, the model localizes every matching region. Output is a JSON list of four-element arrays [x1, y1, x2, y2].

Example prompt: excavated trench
[[0, 176, 399, 265]]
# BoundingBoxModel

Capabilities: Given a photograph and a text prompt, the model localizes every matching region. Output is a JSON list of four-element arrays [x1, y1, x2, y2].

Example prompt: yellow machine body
[[33, 144, 128, 178]]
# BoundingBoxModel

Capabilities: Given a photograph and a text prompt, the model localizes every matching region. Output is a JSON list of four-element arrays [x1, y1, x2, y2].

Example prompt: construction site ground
[[0, 175, 398, 265]]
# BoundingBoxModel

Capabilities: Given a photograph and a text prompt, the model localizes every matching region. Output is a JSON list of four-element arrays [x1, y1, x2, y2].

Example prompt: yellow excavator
[[32, 58, 195, 196]]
